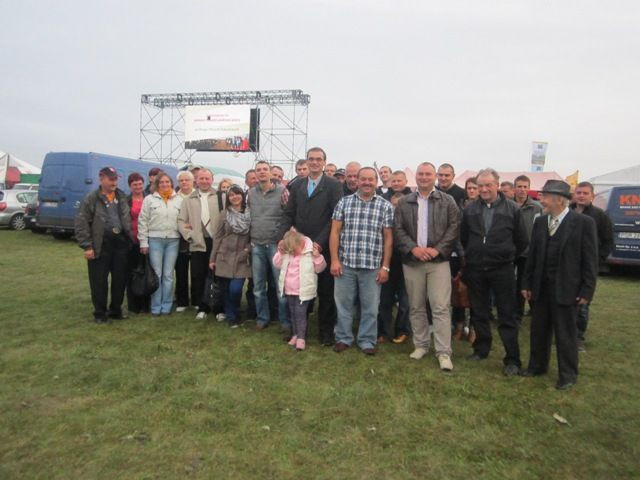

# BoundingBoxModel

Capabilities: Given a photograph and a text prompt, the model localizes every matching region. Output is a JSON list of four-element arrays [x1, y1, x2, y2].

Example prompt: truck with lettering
[[594, 185, 640, 266]]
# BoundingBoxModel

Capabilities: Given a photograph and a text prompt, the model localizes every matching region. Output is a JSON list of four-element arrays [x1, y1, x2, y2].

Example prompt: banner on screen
[[185, 105, 258, 152], [531, 141, 548, 172]]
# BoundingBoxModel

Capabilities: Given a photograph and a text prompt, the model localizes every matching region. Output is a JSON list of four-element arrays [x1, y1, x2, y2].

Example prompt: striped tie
[[549, 217, 560, 236]]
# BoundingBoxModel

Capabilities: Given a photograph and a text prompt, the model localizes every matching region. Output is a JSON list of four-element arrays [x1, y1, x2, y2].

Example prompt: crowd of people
[[74, 148, 613, 390]]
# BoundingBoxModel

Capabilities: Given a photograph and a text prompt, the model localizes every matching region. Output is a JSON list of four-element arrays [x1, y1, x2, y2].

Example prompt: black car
[[24, 200, 47, 233]]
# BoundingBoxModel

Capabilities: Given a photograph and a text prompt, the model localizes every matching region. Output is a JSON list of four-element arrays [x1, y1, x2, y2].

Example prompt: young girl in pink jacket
[[273, 229, 327, 351]]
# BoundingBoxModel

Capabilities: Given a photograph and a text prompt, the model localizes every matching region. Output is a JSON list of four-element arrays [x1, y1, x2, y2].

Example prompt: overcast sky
[[1, 0, 639, 181]]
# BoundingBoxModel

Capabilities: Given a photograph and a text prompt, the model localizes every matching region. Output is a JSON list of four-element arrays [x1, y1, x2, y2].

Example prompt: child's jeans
[[286, 295, 311, 340]]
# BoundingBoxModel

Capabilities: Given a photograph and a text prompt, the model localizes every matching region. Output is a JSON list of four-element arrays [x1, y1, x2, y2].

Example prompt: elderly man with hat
[[75, 167, 133, 323], [521, 180, 598, 390]]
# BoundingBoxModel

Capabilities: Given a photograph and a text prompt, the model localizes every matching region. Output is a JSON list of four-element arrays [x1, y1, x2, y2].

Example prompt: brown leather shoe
[[392, 334, 408, 344], [334, 342, 349, 353], [452, 323, 464, 341], [362, 347, 378, 356], [377, 336, 386, 343], [467, 327, 477, 345]]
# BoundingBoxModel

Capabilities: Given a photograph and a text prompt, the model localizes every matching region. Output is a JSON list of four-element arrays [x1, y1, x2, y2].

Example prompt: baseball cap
[[99, 167, 119, 179], [334, 168, 346, 177]]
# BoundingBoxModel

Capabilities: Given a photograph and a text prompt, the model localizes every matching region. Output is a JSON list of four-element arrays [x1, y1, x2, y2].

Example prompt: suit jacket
[[523, 210, 598, 305], [277, 174, 344, 252]]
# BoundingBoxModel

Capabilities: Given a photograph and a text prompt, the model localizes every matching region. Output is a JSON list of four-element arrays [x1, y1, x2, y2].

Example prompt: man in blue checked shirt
[[329, 167, 394, 355]]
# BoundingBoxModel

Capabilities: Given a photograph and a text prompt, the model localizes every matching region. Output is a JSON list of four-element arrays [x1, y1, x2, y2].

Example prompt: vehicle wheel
[[9, 214, 26, 231], [52, 231, 73, 240]]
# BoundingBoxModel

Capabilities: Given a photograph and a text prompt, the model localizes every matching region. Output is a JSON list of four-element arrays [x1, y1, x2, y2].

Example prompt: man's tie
[[549, 217, 560, 236], [307, 180, 316, 197]]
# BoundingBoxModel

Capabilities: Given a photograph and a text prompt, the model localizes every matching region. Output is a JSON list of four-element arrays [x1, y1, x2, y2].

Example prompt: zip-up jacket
[[518, 195, 543, 257], [461, 193, 528, 268], [74, 188, 132, 258], [137, 191, 183, 248], [394, 189, 460, 264]]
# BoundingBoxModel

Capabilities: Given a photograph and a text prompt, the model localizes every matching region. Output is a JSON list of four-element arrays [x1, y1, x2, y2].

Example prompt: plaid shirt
[[332, 192, 394, 269]]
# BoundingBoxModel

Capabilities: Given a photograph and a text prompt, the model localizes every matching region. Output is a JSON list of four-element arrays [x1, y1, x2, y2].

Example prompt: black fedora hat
[[541, 180, 572, 199]]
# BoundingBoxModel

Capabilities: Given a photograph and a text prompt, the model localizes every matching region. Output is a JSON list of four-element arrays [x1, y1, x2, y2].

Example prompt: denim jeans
[[252, 243, 290, 328], [334, 266, 381, 349], [148, 237, 180, 314], [220, 277, 245, 323]]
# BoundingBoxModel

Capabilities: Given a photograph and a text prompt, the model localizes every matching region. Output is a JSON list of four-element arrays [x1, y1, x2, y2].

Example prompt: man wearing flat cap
[[521, 180, 598, 390], [75, 167, 133, 323]]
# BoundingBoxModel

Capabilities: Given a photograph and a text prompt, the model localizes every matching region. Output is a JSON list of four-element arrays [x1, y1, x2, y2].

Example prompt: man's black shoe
[[94, 317, 109, 324], [520, 369, 546, 377], [503, 364, 520, 377], [555, 380, 576, 391], [466, 353, 486, 361]]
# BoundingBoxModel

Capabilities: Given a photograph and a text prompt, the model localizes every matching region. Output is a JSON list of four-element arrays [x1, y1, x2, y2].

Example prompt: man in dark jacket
[[461, 168, 528, 376], [75, 167, 133, 323], [377, 170, 413, 344], [436, 163, 466, 207], [343, 161, 361, 196], [381, 170, 413, 201], [521, 180, 598, 390], [570, 181, 613, 350], [514, 175, 543, 323], [278, 147, 344, 345]]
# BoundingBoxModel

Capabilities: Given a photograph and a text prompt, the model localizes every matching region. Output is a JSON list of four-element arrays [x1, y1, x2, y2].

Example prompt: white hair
[[177, 170, 194, 181]]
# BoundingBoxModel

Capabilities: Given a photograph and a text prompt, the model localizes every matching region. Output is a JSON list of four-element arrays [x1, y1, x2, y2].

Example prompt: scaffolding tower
[[139, 89, 310, 175]]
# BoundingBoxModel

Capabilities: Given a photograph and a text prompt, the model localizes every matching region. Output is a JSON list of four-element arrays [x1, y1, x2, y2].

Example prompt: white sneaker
[[216, 313, 227, 322], [176, 306, 188, 313], [438, 354, 453, 371], [409, 348, 428, 360], [195, 311, 207, 320]]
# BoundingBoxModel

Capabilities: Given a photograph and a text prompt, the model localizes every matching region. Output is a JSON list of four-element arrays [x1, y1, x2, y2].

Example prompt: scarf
[[159, 188, 173, 204], [226, 208, 251, 235]]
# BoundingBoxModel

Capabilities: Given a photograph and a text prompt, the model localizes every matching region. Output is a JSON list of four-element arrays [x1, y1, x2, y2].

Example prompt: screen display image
[[185, 105, 258, 152]]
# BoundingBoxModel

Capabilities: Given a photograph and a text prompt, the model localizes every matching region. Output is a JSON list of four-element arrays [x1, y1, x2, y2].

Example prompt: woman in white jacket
[[138, 172, 183, 316]]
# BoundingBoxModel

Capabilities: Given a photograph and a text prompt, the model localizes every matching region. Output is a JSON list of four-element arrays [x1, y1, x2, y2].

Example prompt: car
[[12, 183, 39, 191], [0, 189, 39, 230], [24, 199, 47, 233]]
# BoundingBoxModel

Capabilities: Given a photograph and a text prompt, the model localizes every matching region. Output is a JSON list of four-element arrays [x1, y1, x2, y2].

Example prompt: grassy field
[[1, 230, 639, 479]]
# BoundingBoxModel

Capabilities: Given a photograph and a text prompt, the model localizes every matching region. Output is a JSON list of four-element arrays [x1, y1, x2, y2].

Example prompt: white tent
[[0, 151, 41, 185], [587, 164, 640, 193]]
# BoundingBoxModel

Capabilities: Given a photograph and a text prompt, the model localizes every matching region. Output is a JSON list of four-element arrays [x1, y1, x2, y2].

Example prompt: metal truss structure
[[139, 90, 310, 174]]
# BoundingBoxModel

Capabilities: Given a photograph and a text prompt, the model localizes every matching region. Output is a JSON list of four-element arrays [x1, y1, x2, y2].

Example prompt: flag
[[565, 170, 579, 190]]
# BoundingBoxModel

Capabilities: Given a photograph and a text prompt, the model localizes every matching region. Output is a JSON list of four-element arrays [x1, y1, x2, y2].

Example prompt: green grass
[[1, 230, 639, 479]]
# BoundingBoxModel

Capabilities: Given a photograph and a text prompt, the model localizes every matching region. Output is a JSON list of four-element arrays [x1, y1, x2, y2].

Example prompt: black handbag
[[202, 270, 224, 314], [130, 255, 159, 297]]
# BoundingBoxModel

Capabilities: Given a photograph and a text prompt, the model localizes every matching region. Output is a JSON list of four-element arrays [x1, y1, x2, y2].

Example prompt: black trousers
[[191, 238, 213, 312], [377, 265, 410, 338], [88, 233, 129, 320], [316, 262, 337, 342], [175, 251, 191, 307], [528, 284, 579, 384], [514, 256, 529, 321], [245, 278, 257, 317], [450, 256, 465, 325], [465, 263, 521, 366], [126, 246, 150, 313]]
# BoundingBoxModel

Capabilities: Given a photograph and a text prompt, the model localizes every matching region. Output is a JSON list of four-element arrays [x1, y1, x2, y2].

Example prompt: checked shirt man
[[330, 167, 394, 355]]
